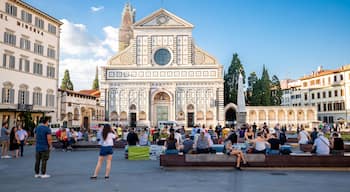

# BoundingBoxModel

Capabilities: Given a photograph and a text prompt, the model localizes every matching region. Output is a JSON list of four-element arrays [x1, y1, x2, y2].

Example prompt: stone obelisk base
[[236, 112, 247, 129]]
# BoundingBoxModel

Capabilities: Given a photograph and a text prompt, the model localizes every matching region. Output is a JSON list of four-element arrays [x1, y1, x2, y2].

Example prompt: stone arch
[[268, 110, 276, 121], [258, 110, 266, 121], [73, 108, 79, 120], [3, 81, 14, 88], [307, 109, 315, 120], [287, 110, 295, 121], [33, 87, 42, 92], [139, 111, 146, 120], [224, 103, 237, 123], [120, 111, 127, 120], [278, 110, 285, 121], [110, 111, 118, 121], [297, 110, 305, 121], [197, 111, 204, 120], [19, 84, 29, 90], [129, 104, 136, 111], [206, 111, 213, 120], [250, 110, 257, 122]]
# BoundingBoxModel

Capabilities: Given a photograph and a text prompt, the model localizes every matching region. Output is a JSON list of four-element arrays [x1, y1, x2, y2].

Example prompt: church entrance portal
[[225, 108, 236, 127], [153, 92, 171, 126]]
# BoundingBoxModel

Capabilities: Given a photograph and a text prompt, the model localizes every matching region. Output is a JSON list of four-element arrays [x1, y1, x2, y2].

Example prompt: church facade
[[100, 5, 225, 128]]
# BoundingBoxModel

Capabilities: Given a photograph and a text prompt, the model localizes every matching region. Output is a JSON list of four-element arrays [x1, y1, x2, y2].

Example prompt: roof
[[58, 88, 98, 98], [78, 89, 101, 97], [15, 0, 63, 25], [300, 64, 350, 80]]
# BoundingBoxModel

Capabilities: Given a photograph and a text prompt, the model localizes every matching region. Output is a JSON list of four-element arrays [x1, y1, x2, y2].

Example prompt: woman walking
[[91, 124, 116, 180], [9, 126, 20, 158]]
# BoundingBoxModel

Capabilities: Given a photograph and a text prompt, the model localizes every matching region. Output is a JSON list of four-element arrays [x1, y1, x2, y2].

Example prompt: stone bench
[[185, 154, 265, 163]]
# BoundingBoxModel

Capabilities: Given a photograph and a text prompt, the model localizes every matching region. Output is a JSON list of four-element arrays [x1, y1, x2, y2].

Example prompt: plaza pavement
[[0, 146, 349, 192]]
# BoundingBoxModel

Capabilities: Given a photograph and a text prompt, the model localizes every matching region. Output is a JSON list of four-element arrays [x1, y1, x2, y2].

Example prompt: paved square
[[0, 146, 349, 192]]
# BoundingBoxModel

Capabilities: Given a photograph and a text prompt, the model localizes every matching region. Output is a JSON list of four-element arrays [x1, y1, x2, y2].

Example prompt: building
[[0, 0, 62, 129], [281, 65, 350, 126], [57, 89, 105, 129], [101, 4, 224, 128]]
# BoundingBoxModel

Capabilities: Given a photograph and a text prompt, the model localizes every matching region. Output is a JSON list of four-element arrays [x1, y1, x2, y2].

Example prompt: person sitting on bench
[[224, 133, 247, 170], [164, 132, 179, 154], [195, 130, 211, 153]]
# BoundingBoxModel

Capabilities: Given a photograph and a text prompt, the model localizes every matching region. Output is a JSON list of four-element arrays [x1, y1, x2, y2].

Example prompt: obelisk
[[236, 72, 247, 129]]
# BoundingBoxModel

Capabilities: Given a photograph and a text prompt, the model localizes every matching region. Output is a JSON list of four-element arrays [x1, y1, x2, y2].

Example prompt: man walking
[[16, 125, 28, 157], [34, 117, 52, 178]]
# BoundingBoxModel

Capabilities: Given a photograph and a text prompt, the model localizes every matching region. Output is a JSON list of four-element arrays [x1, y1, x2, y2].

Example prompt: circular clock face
[[154, 48, 171, 65]]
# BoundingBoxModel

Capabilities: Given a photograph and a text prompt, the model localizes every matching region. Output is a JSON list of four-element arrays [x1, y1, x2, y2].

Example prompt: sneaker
[[40, 174, 51, 179], [2, 155, 11, 159], [235, 167, 242, 171], [34, 174, 41, 178]]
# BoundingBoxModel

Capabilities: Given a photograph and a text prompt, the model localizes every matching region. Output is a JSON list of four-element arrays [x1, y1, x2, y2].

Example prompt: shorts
[[99, 146, 113, 156]]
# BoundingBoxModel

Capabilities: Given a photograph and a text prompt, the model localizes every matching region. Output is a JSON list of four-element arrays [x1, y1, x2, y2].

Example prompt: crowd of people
[[0, 122, 28, 159]]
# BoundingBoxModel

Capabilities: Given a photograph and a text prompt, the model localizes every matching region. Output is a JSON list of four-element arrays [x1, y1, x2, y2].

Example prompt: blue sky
[[25, 0, 350, 90]]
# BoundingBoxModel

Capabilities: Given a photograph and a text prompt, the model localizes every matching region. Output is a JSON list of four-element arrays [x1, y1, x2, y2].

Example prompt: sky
[[24, 0, 350, 91]]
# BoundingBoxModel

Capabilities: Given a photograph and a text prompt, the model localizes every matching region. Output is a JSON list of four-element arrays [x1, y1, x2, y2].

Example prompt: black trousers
[[20, 140, 25, 156], [35, 150, 50, 175]]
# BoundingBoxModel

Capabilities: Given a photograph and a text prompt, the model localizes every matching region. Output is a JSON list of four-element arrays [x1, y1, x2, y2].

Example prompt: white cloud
[[59, 19, 119, 90], [91, 6, 104, 12]]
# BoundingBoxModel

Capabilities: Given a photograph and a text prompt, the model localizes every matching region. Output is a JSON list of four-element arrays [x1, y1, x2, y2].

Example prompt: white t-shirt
[[139, 133, 148, 146], [16, 129, 28, 141], [101, 133, 116, 147], [175, 132, 182, 144], [298, 130, 309, 144], [314, 136, 330, 155]]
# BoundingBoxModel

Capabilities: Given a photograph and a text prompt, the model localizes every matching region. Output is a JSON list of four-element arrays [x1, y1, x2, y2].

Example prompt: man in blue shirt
[[34, 116, 52, 179]]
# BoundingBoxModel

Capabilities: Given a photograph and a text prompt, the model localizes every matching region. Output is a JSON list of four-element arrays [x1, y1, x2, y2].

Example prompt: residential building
[[0, 0, 62, 128], [281, 65, 350, 126]]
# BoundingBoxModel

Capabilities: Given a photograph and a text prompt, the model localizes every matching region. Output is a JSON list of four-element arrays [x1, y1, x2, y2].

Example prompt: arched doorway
[[224, 103, 237, 127], [129, 104, 137, 127], [153, 91, 171, 126], [187, 104, 195, 127]]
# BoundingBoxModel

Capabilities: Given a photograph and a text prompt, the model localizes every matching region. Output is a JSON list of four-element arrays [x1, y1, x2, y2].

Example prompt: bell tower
[[118, 3, 135, 52]]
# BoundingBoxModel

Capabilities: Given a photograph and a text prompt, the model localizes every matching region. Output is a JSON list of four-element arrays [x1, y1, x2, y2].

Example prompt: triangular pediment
[[133, 9, 194, 28]]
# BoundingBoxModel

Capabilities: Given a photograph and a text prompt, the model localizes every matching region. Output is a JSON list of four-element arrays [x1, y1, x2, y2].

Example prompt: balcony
[[17, 104, 33, 111]]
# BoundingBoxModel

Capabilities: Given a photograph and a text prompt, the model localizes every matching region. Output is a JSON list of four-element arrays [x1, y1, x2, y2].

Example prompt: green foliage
[[22, 112, 35, 136], [250, 65, 282, 106], [224, 53, 245, 105], [61, 69, 74, 90], [92, 66, 99, 90]]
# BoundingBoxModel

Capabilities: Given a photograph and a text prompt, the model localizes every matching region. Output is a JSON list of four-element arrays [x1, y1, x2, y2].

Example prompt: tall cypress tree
[[271, 75, 282, 105], [260, 65, 271, 106], [92, 66, 99, 90], [61, 69, 74, 90], [224, 53, 245, 105]]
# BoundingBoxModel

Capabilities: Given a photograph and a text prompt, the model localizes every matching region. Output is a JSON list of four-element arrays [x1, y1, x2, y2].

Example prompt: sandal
[[90, 176, 97, 180], [105, 176, 109, 180]]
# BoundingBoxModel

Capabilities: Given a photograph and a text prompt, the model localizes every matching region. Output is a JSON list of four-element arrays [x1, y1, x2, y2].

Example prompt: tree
[[61, 69, 74, 90], [271, 75, 282, 105], [260, 65, 271, 106], [92, 66, 99, 90], [247, 72, 258, 104], [224, 53, 245, 105]]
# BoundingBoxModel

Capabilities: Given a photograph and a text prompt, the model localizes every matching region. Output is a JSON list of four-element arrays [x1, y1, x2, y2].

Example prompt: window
[[334, 75, 337, 82], [20, 38, 30, 50], [317, 92, 320, 99], [33, 92, 42, 106], [9, 55, 15, 69], [48, 24, 56, 34], [33, 62, 43, 75], [317, 103, 321, 112], [5, 3, 17, 17], [2, 54, 15, 69], [18, 90, 29, 104], [328, 103, 332, 111], [303, 82, 307, 87], [21, 10, 32, 23], [1, 87, 14, 104], [34, 43, 44, 55], [341, 89, 344, 96], [47, 48, 55, 59], [323, 103, 327, 111], [46, 94, 55, 107], [24, 59, 30, 72], [304, 93, 308, 100], [322, 92, 326, 98], [328, 91, 332, 98], [334, 90, 338, 97], [4, 32, 16, 46], [311, 93, 315, 99], [340, 74, 343, 81], [35, 17, 44, 29], [47, 66, 55, 78]]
